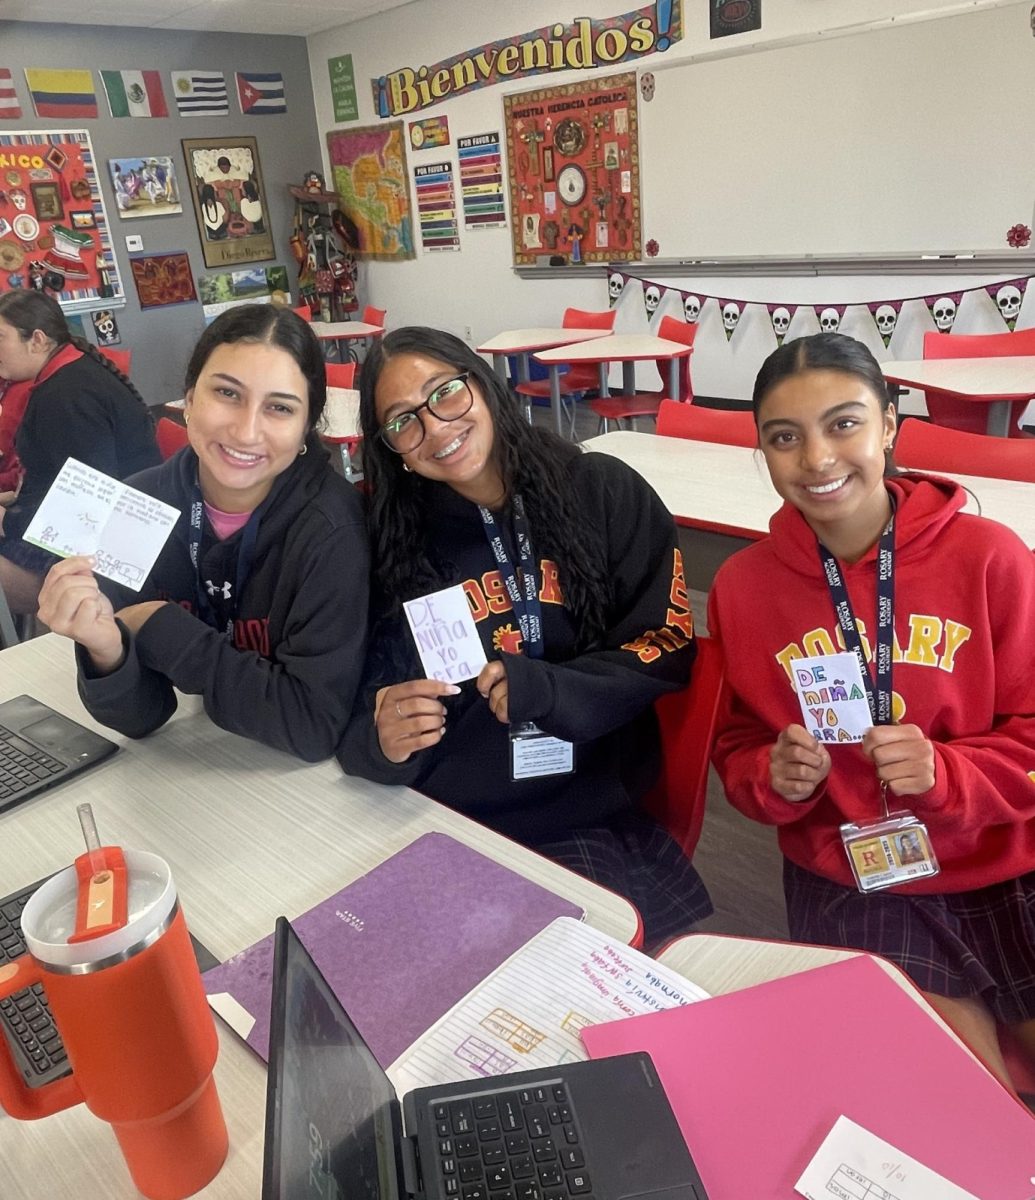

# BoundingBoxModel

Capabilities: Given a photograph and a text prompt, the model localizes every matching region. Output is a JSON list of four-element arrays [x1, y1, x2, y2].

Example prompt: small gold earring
[[403, 463, 412, 473], [298, 443, 307, 456], [183, 413, 189, 425]]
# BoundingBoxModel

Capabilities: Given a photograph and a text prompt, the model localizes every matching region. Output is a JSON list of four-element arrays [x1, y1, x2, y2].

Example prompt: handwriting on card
[[792, 652, 873, 743], [404, 584, 487, 683]]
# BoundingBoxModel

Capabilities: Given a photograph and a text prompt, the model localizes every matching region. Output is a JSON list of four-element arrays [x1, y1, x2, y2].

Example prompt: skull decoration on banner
[[987, 278, 1027, 331], [683, 294, 701, 323], [924, 290, 964, 334], [608, 272, 626, 306], [815, 305, 846, 335], [766, 304, 796, 346], [867, 300, 902, 348], [644, 283, 662, 319], [719, 298, 742, 341]]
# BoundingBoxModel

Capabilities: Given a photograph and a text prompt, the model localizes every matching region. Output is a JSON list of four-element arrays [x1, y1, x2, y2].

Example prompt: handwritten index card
[[404, 583, 487, 684], [792, 651, 873, 744], [23, 458, 179, 592]]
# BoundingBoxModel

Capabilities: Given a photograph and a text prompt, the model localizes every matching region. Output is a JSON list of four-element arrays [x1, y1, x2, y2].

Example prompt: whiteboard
[[640, 5, 1034, 258]]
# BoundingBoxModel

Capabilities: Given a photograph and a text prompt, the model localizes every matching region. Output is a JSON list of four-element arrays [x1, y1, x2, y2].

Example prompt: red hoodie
[[708, 474, 1035, 894]]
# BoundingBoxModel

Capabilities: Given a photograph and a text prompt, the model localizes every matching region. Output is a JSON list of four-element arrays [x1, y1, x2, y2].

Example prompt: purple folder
[[203, 831, 584, 1066]]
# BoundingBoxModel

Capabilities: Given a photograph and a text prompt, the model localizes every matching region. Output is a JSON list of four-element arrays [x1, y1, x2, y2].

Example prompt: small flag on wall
[[0, 69, 21, 119], [101, 70, 168, 118], [236, 72, 287, 115], [25, 68, 97, 119], [171, 70, 229, 116]]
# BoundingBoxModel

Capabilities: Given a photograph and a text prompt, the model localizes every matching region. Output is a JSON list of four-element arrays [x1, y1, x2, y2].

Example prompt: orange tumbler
[[0, 850, 228, 1200]]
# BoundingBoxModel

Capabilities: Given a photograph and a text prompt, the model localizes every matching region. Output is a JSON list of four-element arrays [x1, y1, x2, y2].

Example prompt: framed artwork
[[182, 135, 274, 267], [107, 155, 182, 219], [129, 251, 197, 309], [326, 122, 415, 260], [30, 181, 63, 221]]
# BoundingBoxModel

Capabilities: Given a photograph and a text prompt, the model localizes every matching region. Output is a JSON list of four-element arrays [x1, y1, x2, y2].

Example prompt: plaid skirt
[[535, 814, 713, 951], [784, 859, 1035, 1023]]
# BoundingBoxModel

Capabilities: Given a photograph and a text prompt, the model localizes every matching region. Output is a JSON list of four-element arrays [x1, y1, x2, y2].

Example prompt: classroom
[[1, 1, 1034, 1198]]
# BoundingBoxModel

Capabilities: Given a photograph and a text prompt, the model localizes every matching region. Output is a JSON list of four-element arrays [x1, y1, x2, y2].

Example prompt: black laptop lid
[[263, 916, 406, 1200]]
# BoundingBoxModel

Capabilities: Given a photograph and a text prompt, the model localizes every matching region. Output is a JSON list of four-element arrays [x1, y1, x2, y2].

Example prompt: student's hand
[[38, 556, 124, 674], [476, 660, 509, 724], [770, 724, 831, 802], [115, 601, 168, 636], [375, 679, 461, 764], [862, 724, 936, 796]]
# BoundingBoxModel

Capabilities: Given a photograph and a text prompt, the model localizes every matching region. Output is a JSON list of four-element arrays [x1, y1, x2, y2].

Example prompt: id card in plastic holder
[[509, 722, 574, 781], [840, 812, 940, 893]]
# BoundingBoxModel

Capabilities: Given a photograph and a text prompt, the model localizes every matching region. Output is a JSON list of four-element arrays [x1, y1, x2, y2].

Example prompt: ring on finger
[[395, 700, 403, 719]]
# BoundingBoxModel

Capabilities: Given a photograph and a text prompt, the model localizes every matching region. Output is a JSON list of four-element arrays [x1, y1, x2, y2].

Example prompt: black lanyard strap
[[479, 493, 544, 660]]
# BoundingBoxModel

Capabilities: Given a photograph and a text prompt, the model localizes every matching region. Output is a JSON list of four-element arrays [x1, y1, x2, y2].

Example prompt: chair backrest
[[656, 315, 697, 401], [656, 398, 757, 448], [291, 305, 312, 321], [562, 306, 616, 332], [642, 636, 725, 859], [98, 347, 132, 376], [894, 417, 1035, 483], [362, 305, 386, 327], [156, 417, 189, 461], [326, 362, 357, 389], [920, 329, 1035, 437]]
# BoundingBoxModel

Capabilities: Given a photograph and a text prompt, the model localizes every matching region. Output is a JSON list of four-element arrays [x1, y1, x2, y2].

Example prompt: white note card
[[792, 651, 873, 744], [403, 583, 487, 684], [23, 458, 179, 592], [795, 1116, 980, 1200]]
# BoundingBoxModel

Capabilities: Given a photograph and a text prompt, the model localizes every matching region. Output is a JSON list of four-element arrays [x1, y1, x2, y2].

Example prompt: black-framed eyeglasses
[[378, 372, 474, 454]]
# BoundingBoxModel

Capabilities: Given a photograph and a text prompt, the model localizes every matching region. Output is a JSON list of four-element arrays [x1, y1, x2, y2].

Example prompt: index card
[[403, 583, 487, 683], [791, 651, 873, 744], [23, 458, 179, 592]]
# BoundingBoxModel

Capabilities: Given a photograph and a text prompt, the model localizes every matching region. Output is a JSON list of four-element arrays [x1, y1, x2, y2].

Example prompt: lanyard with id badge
[[805, 505, 939, 893]]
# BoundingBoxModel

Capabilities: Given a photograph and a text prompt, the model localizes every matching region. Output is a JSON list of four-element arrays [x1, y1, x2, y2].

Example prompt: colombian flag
[[25, 68, 98, 119]]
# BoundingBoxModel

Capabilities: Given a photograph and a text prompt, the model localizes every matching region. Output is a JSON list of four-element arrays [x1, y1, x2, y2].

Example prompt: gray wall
[[0, 21, 322, 404]]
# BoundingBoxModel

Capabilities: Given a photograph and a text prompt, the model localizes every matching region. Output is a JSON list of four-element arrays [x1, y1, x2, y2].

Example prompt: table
[[0, 635, 638, 1199], [535, 335, 693, 437], [476, 327, 612, 386], [320, 385, 361, 479], [882, 356, 1035, 437], [311, 319, 384, 363]]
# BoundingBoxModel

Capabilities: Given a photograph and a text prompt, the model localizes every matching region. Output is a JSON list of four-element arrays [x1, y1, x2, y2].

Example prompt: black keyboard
[[432, 1083, 591, 1200], [0, 878, 70, 1088], [0, 722, 64, 806]]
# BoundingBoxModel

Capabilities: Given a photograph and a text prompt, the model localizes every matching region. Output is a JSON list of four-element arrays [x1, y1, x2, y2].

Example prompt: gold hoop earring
[[183, 413, 189, 425]]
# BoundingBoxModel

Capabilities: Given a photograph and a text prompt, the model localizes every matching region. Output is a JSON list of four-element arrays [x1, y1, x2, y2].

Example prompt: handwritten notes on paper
[[386, 917, 709, 1094], [795, 1116, 980, 1200], [792, 652, 873, 744], [23, 458, 179, 592], [404, 583, 487, 683]]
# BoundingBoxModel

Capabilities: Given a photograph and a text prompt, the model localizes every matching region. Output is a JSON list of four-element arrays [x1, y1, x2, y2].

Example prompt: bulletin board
[[0, 129, 124, 314], [504, 71, 641, 266]]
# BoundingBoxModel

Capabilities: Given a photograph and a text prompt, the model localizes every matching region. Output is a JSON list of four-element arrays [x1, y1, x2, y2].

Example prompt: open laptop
[[263, 916, 708, 1200], [0, 695, 118, 814]]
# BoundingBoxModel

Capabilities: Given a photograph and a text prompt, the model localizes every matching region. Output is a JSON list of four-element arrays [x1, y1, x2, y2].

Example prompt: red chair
[[326, 362, 357, 389], [156, 417, 189, 461], [513, 307, 617, 418], [656, 398, 757, 448], [642, 636, 725, 860], [361, 305, 386, 327], [921, 329, 1035, 438], [98, 347, 132, 376], [292, 304, 312, 321], [589, 315, 696, 433], [894, 417, 1035, 483]]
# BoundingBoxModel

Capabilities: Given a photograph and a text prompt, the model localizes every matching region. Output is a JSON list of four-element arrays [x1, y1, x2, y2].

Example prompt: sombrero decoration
[[0, 239, 26, 271], [40, 223, 92, 280]]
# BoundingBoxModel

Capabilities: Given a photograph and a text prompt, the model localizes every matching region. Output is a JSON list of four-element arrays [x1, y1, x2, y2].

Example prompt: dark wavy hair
[[358, 326, 611, 645], [0, 288, 148, 407], [184, 303, 327, 436], [752, 332, 898, 475]]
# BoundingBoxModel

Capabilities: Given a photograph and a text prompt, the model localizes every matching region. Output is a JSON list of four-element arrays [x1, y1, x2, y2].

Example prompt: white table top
[[583, 430, 1035, 548], [0, 635, 637, 1199], [321, 386, 360, 441], [477, 327, 612, 355], [312, 320, 383, 340], [882, 356, 1035, 399], [535, 333, 693, 366]]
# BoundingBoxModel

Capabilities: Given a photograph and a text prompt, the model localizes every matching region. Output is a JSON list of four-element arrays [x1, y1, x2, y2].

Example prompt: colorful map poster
[[326, 122, 415, 261], [414, 162, 459, 252], [458, 132, 505, 229]]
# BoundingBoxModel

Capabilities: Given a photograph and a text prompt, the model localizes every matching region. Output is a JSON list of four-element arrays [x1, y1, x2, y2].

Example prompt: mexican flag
[[100, 70, 168, 118]]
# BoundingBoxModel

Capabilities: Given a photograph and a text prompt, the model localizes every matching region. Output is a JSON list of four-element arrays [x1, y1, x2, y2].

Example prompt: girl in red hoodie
[[709, 332, 1035, 1091]]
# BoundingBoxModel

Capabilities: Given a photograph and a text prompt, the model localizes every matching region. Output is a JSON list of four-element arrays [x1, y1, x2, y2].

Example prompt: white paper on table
[[386, 916, 709, 1094], [23, 458, 179, 592], [795, 1115, 980, 1200], [403, 583, 487, 684], [792, 651, 873, 744]]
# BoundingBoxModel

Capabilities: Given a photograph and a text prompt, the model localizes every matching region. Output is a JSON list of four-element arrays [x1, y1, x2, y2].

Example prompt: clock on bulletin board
[[557, 164, 587, 207]]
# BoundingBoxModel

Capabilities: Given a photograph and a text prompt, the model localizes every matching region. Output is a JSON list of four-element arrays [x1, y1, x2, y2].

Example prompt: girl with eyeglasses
[[338, 326, 712, 946]]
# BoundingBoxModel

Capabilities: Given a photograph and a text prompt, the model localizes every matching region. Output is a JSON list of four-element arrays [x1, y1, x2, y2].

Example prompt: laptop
[[0, 694, 118, 814], [263, 917, 709, 1200]]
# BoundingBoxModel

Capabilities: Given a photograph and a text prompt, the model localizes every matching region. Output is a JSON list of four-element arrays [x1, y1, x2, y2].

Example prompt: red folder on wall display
[[581, 955, 1035, 1200]]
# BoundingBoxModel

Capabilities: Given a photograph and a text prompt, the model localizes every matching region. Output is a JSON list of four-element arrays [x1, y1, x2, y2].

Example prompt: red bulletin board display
[[0, 129, 124, 314], [504, 71, 641, 266]]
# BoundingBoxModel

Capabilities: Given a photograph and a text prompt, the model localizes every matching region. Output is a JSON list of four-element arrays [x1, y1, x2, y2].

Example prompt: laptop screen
[[263, 918, 405, 1200]]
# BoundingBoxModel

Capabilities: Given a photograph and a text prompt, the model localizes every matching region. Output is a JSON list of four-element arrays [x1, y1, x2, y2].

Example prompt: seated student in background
[[708, 332, 1035, 1091], [337, 326, 711, 946], [38, 304, 369, 762], [0, 289, 159, 614]]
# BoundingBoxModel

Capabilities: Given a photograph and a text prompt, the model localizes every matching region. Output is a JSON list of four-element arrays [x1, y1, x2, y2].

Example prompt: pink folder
[[582, 955, 1034, 1199]]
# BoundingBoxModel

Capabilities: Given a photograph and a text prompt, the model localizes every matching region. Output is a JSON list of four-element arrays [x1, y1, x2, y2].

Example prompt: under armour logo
[[205, 580, 232, 600]]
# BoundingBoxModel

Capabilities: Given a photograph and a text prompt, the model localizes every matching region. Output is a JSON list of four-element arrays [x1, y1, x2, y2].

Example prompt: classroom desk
[[0, 635, 638, 1200], [321, 385, 361, 478], [882, 356, 1035, 437], [476, 327, 612, 386], [535, 335, 693, 437], [312, 319, 384, 363]]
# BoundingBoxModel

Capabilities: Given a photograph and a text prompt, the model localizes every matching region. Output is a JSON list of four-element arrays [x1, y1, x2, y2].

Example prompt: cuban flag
[[24, 68, 97, 119], [236, 72, 287, 116], [0, 69, 21, 119], [171, 70, 228, 116]]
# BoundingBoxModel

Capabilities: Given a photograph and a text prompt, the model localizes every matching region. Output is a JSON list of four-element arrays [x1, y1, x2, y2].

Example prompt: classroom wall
[[306, 0, 1032, 402], [0, 21, 322, 405]]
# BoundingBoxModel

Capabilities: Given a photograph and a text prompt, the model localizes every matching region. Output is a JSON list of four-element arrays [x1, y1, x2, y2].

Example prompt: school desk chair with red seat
[[155, 417, 189, 461], [97, 347, 132, 377], [656, 398, 757, 448], [920, 328, 1035, 438], [325, 362, 356, 390], [513, 307, 617, 426], [361, 305, 386, 328], [291, 305, 312, 321], [589, 315, 697, 434], [894, 417, 1035, 484]]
